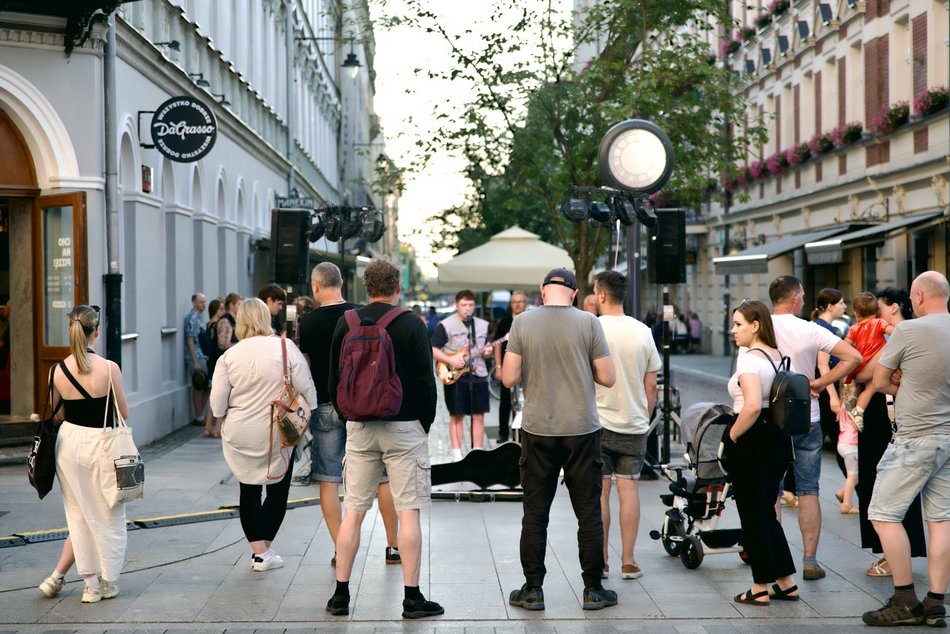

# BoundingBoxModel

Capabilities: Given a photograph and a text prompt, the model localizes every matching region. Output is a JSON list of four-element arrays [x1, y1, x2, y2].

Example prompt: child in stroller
[[649, 402, 746, 569]]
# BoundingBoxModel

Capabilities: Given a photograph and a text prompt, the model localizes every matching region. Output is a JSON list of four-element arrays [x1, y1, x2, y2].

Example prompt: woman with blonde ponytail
[[47, 305, 130, 604]]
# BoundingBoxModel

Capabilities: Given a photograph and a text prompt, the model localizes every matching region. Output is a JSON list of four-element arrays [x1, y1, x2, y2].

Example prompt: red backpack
[[336, 307, 408, 421]]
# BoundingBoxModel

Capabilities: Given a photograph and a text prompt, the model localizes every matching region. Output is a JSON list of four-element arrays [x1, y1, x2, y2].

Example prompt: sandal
[[840, 503, 859, 514], [835, 490, 844, 503], [202, 429, 213, 437], [866, 558, 892, 577], [770, 583, 800, 601], [734, 588, 770, 605]]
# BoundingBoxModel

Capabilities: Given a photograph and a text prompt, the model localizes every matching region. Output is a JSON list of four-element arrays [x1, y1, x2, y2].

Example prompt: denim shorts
[[311, 404, 346, 482], [600, 428, 648, 480], [869, 435, 950, 522], [789, 421, 822, 495]]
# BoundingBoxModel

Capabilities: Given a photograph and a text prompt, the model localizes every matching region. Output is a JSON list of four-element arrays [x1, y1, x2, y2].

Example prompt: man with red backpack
[[325, 258, 440, 620]]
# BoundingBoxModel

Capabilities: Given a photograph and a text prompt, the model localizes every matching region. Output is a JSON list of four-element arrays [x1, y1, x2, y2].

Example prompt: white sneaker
[[99, 579, 119, 599], [81, 585, 101, 603], [39, 576, 64, 597], [252, 553, 285, 572]]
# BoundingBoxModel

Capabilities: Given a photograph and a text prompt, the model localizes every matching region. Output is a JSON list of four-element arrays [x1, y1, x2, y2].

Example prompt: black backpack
[[750, 348, 811, 435], [198, 321, 218, 360]]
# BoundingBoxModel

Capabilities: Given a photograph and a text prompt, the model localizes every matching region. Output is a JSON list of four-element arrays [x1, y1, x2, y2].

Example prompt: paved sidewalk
[[0, 367, 927, 632]]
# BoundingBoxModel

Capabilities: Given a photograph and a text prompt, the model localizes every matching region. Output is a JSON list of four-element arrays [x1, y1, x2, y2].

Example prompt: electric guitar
[[436, 334, 509, 385]]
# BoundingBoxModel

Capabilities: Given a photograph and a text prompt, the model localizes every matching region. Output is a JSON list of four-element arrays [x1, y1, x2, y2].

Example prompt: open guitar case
[[430, 442, 523, 502]]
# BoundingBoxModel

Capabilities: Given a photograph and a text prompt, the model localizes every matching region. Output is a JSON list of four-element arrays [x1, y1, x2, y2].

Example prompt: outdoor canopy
[[435, 226, 574, 291]]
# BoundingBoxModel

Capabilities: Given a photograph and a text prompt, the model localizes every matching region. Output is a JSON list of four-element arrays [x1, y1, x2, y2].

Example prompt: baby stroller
[[649, 402, 746, 569]]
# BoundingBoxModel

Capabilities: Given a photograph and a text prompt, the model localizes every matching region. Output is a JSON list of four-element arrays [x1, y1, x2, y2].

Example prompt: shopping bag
[[28, 364, 63, 500], [98, 366, 144, 508]]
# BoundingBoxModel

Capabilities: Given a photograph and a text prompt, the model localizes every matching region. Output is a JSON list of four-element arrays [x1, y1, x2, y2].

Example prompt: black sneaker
[[925, 601, 947, 628], [291, 474, 314, 486], [508, 584, 545, 610], [862, 596, 924, 626], [326, 593, 350, 616], [402, 597, 444, 619], [385, 546, 401, 564], [583, 586, 618, 610]]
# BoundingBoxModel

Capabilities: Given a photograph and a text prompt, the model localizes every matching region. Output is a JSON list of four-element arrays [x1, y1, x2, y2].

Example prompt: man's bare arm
[[592, 355, 615, 388], [501, 351, 523, 388], [871, 362, 899, 396]]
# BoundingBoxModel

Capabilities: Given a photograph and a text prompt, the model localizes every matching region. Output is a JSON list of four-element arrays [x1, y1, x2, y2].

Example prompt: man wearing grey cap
[[502, 268, 618, 611]]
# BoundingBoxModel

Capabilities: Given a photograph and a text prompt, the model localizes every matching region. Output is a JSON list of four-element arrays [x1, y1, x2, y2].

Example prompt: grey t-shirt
[[879, 313, 950, 438], [507, 305, 611, 436]]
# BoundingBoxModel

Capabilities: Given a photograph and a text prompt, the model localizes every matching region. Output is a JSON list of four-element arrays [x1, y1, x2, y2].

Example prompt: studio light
[[340, 207, 364, 240], [614, 198, 637, 226], [361, 216, 386, 242], [324, 212, 343, 241], [308, 214, 325, 242], [561, 198, 588, 222], [588, 200, 612, 223]]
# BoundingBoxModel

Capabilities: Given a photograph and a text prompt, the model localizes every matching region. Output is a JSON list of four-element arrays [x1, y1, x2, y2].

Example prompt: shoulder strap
[[375, 306, 409, 330], [280, 333, 291, 386], [343, 308, 361, 331], [748, 347, 780, 373], [46, 363, 64, 417], [60, 361, 95, 400]]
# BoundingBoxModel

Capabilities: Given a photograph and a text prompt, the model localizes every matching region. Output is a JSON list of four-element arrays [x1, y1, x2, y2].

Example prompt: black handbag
[[27, 363, 63, 499]]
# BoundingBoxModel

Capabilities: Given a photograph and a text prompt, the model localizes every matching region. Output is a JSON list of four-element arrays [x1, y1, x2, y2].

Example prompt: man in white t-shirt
[[769, 275, 861, 580], [593, 271, 662, 581]]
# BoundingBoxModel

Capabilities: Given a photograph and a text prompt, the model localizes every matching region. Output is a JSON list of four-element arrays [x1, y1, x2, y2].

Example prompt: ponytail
[[66, 305, 100, 374]]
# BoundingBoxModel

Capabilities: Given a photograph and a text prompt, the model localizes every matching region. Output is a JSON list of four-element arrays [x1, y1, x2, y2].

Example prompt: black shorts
[[444, 375, 490, 415]]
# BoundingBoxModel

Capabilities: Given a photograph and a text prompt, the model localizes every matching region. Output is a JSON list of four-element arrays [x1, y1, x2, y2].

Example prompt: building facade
[[0, 0, 390, 441], [683, 0, 949, 354]]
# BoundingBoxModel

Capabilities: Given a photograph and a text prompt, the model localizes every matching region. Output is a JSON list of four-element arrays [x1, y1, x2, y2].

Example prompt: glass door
[[32, 192, 87, 411]]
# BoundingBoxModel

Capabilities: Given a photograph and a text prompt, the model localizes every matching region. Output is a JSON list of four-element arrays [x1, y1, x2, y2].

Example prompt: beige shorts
[[343, 419, 431, 512]]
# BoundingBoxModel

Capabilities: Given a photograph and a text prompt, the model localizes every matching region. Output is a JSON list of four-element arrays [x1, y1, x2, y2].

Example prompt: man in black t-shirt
[[295, 262, 400, 567]]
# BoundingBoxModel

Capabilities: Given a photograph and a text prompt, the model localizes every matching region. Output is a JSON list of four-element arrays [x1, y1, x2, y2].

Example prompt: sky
[[369, 0, 572, 278]]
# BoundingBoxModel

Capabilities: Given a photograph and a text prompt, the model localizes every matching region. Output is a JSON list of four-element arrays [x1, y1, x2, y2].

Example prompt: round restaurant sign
[[150, 97, 217, 163]]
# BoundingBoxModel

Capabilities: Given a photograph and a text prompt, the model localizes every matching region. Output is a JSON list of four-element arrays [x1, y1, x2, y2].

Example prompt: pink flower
[[748, 160, 764, 179]]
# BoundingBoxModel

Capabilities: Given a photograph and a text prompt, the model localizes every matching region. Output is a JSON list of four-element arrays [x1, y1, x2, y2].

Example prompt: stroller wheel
[[680, 535, 704, 569], [661, 512, 686, 556]]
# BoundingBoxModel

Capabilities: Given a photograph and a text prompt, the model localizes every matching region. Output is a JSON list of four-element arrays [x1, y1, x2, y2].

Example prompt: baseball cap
[[542, 268, 577, 290]]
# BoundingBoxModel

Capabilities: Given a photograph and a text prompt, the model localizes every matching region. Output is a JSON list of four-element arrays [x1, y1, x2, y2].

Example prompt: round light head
[[598, 119, 674, 194]]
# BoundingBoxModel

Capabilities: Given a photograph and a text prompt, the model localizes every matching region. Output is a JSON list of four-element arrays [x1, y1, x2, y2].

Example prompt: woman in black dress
[[857, 288, 926, 576]]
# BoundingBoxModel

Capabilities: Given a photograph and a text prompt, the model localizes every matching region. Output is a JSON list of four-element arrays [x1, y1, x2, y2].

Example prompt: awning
[[804, 211, 946, 264], [712, 227, 849, 275]]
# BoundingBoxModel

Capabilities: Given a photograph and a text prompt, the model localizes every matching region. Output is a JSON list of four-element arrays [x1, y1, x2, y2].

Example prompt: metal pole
[[338, 223, 347, 300], [662, 287, 672, 464], [285, 2, 296, 194], [103, 13, 121, 366]]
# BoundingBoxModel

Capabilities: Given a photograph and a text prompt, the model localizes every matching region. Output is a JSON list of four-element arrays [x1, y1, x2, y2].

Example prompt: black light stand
[[661, 287, 673, 464]]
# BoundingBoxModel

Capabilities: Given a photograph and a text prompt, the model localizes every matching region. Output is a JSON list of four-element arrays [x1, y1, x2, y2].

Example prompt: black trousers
[[726, 422, 796, 584], [239, 464, 294, 542], [519, 429, 604, 589], [498, 384, 511, 441]]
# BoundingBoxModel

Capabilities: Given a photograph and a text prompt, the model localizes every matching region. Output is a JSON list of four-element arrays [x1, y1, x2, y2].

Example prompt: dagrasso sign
[[150, 97, 217, 163]]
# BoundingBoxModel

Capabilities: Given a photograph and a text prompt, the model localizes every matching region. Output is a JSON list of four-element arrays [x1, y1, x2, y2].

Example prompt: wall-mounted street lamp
[[188, 72, 210, 88], [295, 34, 362, 78], [212, 93, 230, 107], [154, 40, 180, 52]]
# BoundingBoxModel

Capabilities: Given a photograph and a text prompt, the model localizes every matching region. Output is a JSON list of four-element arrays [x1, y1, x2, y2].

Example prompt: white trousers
[[56, 422, 127, 581]]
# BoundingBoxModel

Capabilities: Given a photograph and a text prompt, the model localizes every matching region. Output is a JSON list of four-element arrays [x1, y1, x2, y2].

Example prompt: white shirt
[[210, 335, 318, 485], [595, 314, 662, 435], [771, 313, 841, 422], [728, 347, 778, 413]]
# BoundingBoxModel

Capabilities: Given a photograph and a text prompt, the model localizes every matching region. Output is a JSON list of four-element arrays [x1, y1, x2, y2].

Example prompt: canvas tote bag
[[99, 366, 145, 508]]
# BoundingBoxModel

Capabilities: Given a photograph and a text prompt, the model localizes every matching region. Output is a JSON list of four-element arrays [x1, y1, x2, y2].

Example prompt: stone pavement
[[0, 355, 929, 632]]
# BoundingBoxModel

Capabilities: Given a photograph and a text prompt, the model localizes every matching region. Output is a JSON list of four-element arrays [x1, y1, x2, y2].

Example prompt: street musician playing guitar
[[431, 290, 494, 461]]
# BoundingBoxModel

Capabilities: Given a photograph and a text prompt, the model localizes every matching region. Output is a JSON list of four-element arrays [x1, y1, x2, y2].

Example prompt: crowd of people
[[33, 256, 950, 624]]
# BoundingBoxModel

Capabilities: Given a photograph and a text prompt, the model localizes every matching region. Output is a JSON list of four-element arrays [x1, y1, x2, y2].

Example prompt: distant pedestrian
[[210, 298, 317, 573], [492, 291, 529, 442], [425, 306, 439, 338], [325, 258, 440, 619], [592, 271, 660, 581], [862, 271, 950, 627], [258, 284, 287, 334], [644, 304, 657, 329], [294, 262, 401, 567], [503, 268, 618, 612], [184, 292, 209, 426], [431, 290, 493, 461], [582, 294, 598, 315], [216, 293, 241, 355], [722, 299, 798, 606], [769, 275, 861, 581], [687, 312, 702, 353], [811, 288, 846, 477], [203, 297, 225, 438], [51, 305, 130, 603]]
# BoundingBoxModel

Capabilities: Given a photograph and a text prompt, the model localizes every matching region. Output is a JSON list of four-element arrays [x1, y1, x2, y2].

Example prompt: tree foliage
[[371, 0, 763, 294]]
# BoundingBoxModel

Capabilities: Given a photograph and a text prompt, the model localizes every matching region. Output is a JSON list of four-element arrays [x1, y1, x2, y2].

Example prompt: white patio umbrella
[[435, 226, 574, 291]]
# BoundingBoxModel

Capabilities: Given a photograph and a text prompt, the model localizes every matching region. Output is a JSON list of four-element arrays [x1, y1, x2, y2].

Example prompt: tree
[[372, 0, 763, 295]]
